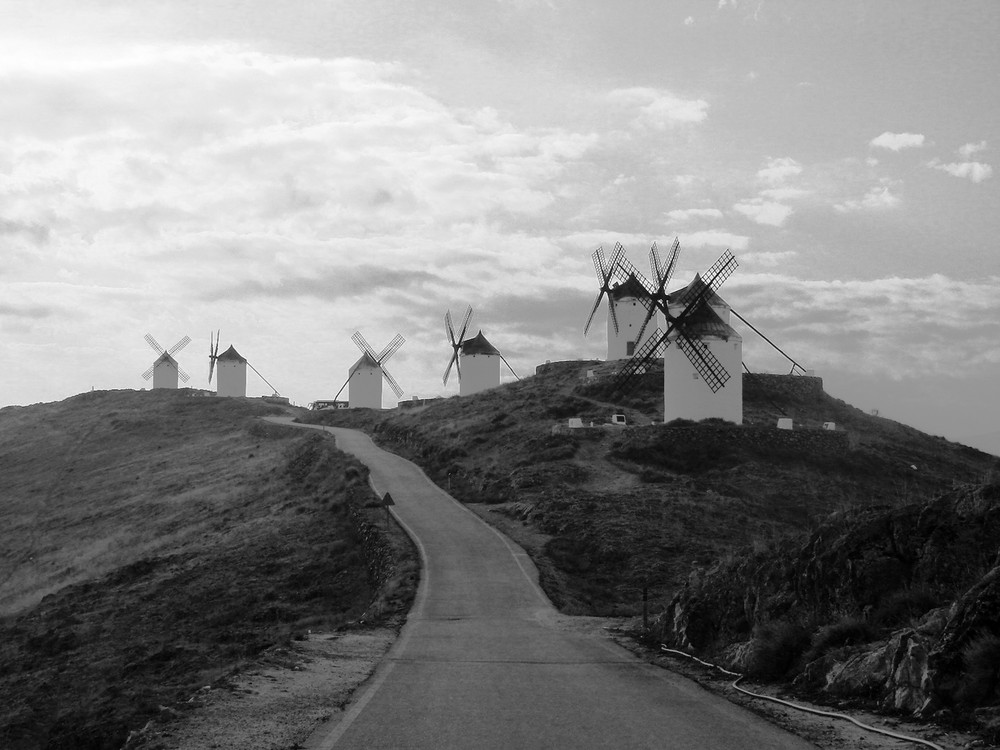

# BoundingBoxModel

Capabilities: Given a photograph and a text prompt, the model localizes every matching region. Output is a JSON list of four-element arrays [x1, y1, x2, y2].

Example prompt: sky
[[2, 0, 999, 455]]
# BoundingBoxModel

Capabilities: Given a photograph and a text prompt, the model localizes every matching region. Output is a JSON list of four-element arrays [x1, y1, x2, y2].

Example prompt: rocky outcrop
[[660, 480, 1000, 721]]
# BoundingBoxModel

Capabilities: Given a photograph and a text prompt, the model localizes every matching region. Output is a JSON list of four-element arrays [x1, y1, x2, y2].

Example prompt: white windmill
[[208, 330, 281, 398], [334, 332, 405, 409], [443, 306, 519, 397], [584, 243, 662, 360], [141, 333, 191, 390], [610, 242, 743, 424]]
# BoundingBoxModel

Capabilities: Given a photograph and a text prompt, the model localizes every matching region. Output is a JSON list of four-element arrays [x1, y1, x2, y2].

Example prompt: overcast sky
[[2, 0, 998, 454]]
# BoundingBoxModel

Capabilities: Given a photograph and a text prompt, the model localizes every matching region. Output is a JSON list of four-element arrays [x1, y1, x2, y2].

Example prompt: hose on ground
[[660, 646, 945, 750]]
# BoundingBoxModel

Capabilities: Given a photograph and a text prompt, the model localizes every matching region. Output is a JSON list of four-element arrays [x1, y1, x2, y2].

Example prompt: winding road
[[269, 418, 815, 749]]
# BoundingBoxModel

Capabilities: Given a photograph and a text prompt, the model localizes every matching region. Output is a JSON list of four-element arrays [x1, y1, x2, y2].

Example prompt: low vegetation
[[0, 389, 416, 750]]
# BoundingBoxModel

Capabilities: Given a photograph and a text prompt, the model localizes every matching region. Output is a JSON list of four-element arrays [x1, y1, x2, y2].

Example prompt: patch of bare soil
[[141, 629, 395, 750]]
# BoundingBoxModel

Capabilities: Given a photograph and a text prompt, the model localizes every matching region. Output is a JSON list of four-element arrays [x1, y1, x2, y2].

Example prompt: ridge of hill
[[0, 389, 417, 750], [302, 361, 999, 618]]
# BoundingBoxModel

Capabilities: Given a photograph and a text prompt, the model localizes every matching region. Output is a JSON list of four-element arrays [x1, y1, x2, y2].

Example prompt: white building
[[607, 274, 659, 360], [216, 345, 247, 398], [348, 352, 383, 409], [663, 276, 743, 424], [151, 353, 180, 389], [459, 330, 501, 397]]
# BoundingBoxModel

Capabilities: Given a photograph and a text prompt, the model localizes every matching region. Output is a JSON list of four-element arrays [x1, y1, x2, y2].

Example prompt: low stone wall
[[347, 504, 396, 591]]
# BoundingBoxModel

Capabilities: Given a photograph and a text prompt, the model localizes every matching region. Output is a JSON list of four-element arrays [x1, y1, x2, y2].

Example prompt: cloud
[[666, 208, 723, 222], [869, 132, 925, 151], [834, 179, 901, 212], [681, 231, 749, 250], [757, 157, 802, 184], [928, 159, 993, 183], [607, 87, 709, 127], [740, 251, 797, 268], [958, 141, 987, 158], [684, 16, 695, 26], [732, 200, 793, 227]]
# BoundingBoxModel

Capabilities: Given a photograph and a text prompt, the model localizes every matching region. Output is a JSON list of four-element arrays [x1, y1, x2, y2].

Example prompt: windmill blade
[[144, 333, 164, 354], [456, 305, 474, 344], [141, 364, 156, 381], [608, 328, 667, 394], [168, 335, 191, 356], [583, 290, 607, 336], [377, 334, 405, 363], [444, 309, 456, 346], [613, 254, 655, 295], [351, 331, 377, 358], [333, 375, 351, 401], [632, 294, 660, 347], [676, 331, 731, 393], [443, 349, 460, 385], [208, 330, 219, 383], [585, 244, 626, 335], [677, 250, 737, 309], [662, 238, 681, 287], [498, 353, 520, 381], [208, 358, 216, 383], [177, 363, 191, 383], [381, 366, 404, 399]]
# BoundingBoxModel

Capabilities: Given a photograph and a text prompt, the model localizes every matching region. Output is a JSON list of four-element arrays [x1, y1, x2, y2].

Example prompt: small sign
[[382, 492, 395, 506]]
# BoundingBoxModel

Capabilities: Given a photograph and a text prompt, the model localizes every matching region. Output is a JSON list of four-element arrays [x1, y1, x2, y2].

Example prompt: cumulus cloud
[[757, 157, 802, 184], [928, 159, 993, 183], [733, 200, 793, 227], [834, 180, 902, 212], [684, 16, 695, 26], [869, 132, 925, 151], [607, 87, 709, 127], [666, 208, 723, 221], [958, 141, 987, 158], [681, 230, 749, 250]]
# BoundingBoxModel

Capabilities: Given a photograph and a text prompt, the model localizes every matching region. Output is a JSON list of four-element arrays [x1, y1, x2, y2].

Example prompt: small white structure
[[216, 345, 248, 397], [607, 274, 660, 360], [777, 418, 794, 430], [663, 276, 743, 425], [567, 418, 584, 429], [823, 421, 837, 431], [611, 414, 627, 425], [152, 352, 181, 390], [348, 351, 384, 409], [459, 330, 502, 397]]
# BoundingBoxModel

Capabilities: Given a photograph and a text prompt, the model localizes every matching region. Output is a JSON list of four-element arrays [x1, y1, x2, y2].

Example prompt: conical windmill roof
[[671, 299, 740, 340], [610, 273, 651, 300], [666, 273, 728, 308], [460, 330, 500, 356], [349, 351, 382, 375], [217, 344, 246, 363], [154, 351, 177, 365]]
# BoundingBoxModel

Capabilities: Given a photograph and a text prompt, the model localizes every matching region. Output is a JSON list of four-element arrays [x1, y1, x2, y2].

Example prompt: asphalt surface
[[271, 419, 816, 749]]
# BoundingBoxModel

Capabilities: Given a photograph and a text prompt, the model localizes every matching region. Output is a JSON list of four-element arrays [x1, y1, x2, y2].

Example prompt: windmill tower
[[444, 306, 519, 397], [609, 243, 743, 424], [584, 243, 661, 360], [208, 331, 280, 398], [334, 332, 405, 409], [141, 333, 191, 390]]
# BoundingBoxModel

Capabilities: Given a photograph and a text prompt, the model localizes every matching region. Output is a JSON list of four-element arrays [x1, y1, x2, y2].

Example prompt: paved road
[[270, 419, 815, 749]]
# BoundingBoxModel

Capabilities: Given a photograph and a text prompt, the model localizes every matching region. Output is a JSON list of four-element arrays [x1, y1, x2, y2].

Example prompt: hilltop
[[302, 361, 999, 617], [0, 389, 416, 750]]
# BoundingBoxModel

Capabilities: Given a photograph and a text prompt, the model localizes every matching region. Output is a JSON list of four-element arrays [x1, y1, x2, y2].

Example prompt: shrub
[[956, 632, 1000, 707], [745, 619, 812, 681], [871, 588, 940, 630], [803, 617, 876, 664]]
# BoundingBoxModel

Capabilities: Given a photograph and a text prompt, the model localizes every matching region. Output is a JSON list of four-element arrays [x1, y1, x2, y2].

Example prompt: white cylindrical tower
[[152, 353, 179, 389], [663, 279, 743, 424], [348, 353, 383, 409], [607, 274, 658, 360], [459, 331, 501, 396], [216, 345, 248, 397]]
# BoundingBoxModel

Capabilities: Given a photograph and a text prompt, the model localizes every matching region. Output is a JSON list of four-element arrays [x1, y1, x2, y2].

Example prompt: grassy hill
[[302, 361, 999, 618], [0, 389, 416, 750]]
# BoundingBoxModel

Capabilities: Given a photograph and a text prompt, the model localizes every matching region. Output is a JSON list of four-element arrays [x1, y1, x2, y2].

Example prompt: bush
[[745, 619, 812, 681], [803, 617, 876, 664], [871, 588, 940, 630], [956, 632, 1000, 707]]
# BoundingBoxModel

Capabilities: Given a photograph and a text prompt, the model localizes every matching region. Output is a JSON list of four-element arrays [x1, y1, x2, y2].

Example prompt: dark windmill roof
[[672, 299, 740, 340], [349, 351, 381, 376], [154, 351, 177, 365], [666, 273, 728, 308], [610, 273, 652, 300], [460, 330, 500, 356], [217, 345, 246, 363]]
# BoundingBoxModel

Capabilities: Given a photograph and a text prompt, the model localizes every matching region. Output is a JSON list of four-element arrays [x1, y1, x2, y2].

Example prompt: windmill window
[[692, 372, 699, 380], [626, 341, 635, 356]]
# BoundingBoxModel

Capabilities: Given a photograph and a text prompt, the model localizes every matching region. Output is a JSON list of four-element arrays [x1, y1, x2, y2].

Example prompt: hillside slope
[[303, 362, 999, 617], [0, 390, 416, 750]]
